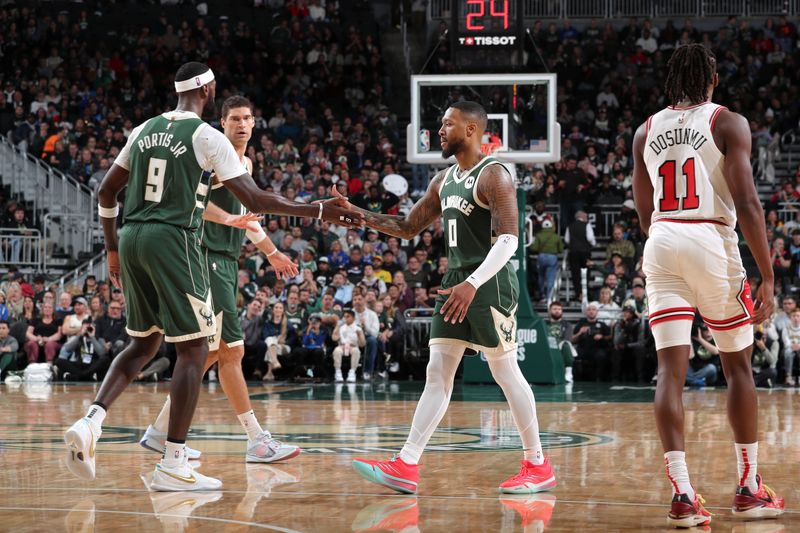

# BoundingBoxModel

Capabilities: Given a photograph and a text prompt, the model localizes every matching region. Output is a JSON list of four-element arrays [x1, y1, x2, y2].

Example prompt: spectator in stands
[[606, 223, 636, 267], [773, 295, 796, 336], [94, 300, 128, 358], [55, 319, 109, 381], [771, 237, 792, 285], [781, 308, 800, 386], [331, 272, 354, 306], [241, 299, 266, 380], [327, 240, 349, 270], [89, 296, 105, 321], [55, 291, 73, 318], [572, 301, 612, 381], [372, 255, 393, 284], [25, 301, 61, 364], [598, 272, 627, 306], [332, 308, 364, 383], [587, 287, 621, 327], [544, 301, 576, 383], [613, 304, 648, 382], [345, 246, 365, 283], [238, 270, 258, 304], [359, 264, 387, 295], [4, 283, 23, 320], [353, 292, 380, 380], [4, 207, 35, 264], [753, 321, 780, 388], [135, 342, 172, 382], [687, 326, 719, 386], [565, 211, 596, 302], [0, 320, 19, 379], [296, 315, 328, 381], [61, 297, 90, 341], [262, 301, 294, 382], [531, 218, 564, 302], [623, 277, 648, 318]]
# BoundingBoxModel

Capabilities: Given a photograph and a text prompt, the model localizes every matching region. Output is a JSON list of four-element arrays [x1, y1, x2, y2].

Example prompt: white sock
[[162, 440, 185, 467], [664, 451, 694, 499], [398, 344, 464, 465], [85, 404, 106, 428], [735, 442, 758, 492], [153, 396, 171, 434], [488, 353, 544, 465], [238, 410, 265, 441]]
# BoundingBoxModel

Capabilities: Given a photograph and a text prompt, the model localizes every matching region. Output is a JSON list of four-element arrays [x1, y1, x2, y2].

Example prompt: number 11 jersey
[[643, 102, 735, 227]]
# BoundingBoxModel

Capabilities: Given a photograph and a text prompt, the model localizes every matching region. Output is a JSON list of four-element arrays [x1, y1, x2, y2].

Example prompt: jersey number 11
[[658, 158, 699, 212]]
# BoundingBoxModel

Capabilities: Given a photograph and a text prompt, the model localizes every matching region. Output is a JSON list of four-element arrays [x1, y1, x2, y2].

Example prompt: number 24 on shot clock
[[454, 0, 522, 47]]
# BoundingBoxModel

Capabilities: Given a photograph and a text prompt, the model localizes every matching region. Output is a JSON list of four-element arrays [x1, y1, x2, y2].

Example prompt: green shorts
[[430, 266, 519, 357], [119, 222, 215, 343], [206, 250, 244, 350]]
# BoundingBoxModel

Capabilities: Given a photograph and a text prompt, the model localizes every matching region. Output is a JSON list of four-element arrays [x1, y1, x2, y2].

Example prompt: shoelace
[[695, 494, 713, 516], [759, 483, 777, 502]]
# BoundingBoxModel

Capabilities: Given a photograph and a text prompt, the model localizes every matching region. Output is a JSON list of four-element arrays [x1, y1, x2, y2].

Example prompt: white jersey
[[643, 102, 735, 227]]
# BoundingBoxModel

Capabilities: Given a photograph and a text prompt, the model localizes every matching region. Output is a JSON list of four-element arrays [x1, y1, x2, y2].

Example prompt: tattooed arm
[[476, 164, 519, 237], [338, 170, 446, 240]]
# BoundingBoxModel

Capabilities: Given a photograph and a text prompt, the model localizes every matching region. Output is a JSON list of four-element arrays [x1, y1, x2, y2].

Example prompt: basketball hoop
[[481, 142, 502, 156]]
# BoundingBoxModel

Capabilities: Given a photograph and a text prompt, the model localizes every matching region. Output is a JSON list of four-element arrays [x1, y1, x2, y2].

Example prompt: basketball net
[[480, 142, 502, 156]]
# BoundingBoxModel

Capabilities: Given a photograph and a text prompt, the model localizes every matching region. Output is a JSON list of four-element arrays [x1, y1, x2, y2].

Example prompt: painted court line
[[0, 487, 796, 515], [0, 506, 302, 532]]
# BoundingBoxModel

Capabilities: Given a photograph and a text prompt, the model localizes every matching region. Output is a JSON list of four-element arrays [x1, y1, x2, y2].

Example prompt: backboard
[[408, 73, 560, 165]]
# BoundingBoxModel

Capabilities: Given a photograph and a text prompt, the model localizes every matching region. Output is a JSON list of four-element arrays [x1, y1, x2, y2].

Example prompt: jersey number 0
[[658, 158, 699, 212]]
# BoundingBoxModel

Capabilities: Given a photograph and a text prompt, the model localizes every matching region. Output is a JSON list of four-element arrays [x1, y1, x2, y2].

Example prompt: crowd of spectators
[[3, 5, 800, 385]]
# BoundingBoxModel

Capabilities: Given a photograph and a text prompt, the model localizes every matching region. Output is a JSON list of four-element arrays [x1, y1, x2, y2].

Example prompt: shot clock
[[451, 0, 523, 70]]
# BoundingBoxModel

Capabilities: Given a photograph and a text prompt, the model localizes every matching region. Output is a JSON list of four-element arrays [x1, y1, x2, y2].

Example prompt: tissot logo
[[459, 36, 517, 46], [1, 424, 612, 454]]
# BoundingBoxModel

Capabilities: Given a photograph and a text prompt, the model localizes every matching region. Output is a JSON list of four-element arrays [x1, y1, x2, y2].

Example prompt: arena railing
[[57, 251, 107, 292], [0, 228, 41, 270], [0, 137, 97, 264], [429, 0, 795, 20]]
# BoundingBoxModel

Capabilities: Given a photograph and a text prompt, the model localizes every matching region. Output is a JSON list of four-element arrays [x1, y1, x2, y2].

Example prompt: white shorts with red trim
[[643, 221, 754, 352]]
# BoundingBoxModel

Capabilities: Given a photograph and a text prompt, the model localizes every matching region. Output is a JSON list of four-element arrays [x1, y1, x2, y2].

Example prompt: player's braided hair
[[665, 44, 716, 105]]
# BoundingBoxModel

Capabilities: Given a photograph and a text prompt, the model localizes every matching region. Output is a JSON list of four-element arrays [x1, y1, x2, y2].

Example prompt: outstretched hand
[[437, 281, 477, 324], [226, 212, 262, 230], [319, 187, 364, 228], [267, 250, 299, 280]]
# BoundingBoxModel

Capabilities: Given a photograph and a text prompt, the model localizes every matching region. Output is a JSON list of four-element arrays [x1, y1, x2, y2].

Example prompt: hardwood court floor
[[0, 381, 798, 532]]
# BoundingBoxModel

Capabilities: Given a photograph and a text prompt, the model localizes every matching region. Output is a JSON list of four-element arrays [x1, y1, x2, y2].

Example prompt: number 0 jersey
[[643, 102, 736, 227], [439, 156, 509, 270], [115, 110, 247, 231]]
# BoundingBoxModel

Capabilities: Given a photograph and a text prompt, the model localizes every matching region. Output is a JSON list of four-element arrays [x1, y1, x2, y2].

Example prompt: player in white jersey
[[632, 44, 784, 527]]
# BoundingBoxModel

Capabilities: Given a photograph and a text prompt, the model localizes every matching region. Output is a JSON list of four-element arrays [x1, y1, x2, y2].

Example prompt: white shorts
[[643, 220, 753, 352]]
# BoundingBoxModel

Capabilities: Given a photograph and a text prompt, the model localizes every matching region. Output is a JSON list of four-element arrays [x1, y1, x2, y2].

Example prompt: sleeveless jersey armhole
[[472, 160, 509, 210]]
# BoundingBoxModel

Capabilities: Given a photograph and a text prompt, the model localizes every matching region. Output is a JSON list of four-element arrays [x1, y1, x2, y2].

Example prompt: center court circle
[[0, 423, 612, 454]]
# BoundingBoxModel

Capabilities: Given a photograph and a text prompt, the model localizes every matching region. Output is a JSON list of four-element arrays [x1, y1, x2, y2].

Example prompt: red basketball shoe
[[352, 455, 419, 494], [498, 457, 557, 494], [667, 492, 712, 528], [732, 474, 785, 519]]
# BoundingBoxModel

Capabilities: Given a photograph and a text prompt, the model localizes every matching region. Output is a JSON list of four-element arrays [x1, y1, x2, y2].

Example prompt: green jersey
[[116, 110, 247, 231], [202, 157, 252, 261], [439, 156, 505, 270]]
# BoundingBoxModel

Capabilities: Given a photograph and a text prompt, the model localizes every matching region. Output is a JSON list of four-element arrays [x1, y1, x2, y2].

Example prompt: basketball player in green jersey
[[350, 101, 556, 494], [140, 95, 302, 464], [64, 62, 361, 491]]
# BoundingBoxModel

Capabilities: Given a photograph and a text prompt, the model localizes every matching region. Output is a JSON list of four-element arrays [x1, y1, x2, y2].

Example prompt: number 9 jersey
[[643, 102, 735, 227]]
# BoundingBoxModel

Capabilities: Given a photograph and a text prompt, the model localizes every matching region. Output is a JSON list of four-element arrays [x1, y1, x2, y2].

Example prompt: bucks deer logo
[[199, 306, 214, 327], [500, 322, 514, 343]]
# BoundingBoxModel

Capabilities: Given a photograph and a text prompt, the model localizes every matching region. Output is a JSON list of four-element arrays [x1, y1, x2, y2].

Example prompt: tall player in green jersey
[[140, 95, 301, 464], [64, 62, 361, 491], [350, 101, 556, 494]]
